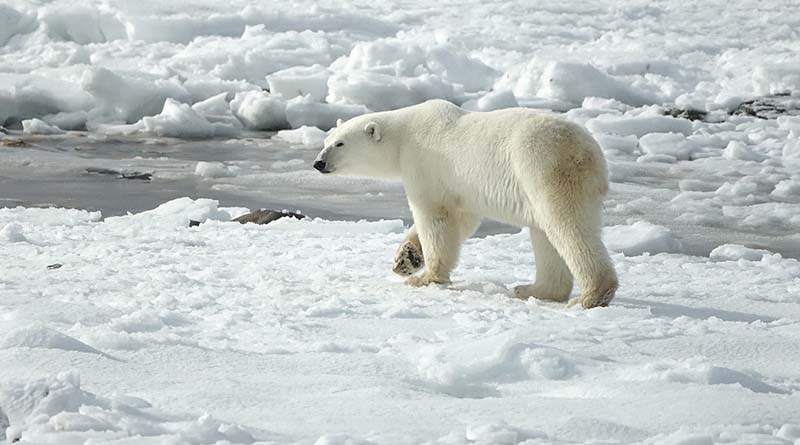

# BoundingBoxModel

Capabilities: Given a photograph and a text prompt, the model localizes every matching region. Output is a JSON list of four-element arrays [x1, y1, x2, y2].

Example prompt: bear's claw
[[393, 240, 424, 276]]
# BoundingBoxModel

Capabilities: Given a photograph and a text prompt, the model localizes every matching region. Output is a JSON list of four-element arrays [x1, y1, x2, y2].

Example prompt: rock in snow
[[232, 209, 305, 225]]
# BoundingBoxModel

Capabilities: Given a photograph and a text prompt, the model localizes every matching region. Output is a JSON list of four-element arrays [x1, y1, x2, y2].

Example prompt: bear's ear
[[336, 118, 343, 127], [364, 121, 381, 142]]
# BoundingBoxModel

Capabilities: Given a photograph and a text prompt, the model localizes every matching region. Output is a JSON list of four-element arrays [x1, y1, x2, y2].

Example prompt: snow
[[586, 113, 694, 137], [1, 0, 799, 132], [1, 325, 105, 355], [722, 141, 761, 161], [2, 0, 800, 442], [285, 94, 368, 131], [1, 200, 799, 443], [709, 244, 775, 262], [638, 132, 696, 162], [267, 64, 330, 102], [229, 90, 288, 131], [0, 222, 27, 243], [603, 221, 682, 256], [771, 178, 800, 201], [462, 90, 518, 112], [0, 372, 257, 444], [537, 62, 657, 107]]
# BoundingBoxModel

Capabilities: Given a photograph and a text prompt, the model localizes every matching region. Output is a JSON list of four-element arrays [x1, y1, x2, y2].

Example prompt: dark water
[[0, 132, 516, 236], [2, 132, 799, 256]]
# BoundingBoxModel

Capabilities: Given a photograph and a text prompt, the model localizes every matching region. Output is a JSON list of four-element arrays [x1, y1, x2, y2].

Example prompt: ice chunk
[[752, 63, 800, 96], [722, 202, 800, 231], [274, 126, 328, 148], [145, 98, 225, 139], [777, 116, 800, 133], [101, 99, 241, 138], [0, 405, 7, 441], [104, 197, 233, 227], [229, 90, 288, 130], [285, 95, 368, 130], [42, 111, 88, 130], [191, 93, 244, 131], [581, 96, 631, 112], [194, 161, 239, 178], [22, 118, 65, 135], [191, 92, 231, 116], [0, 75, 93, 126], [595, 133, 639, 157], [537, 62, 657, 106], [1, 325, 104, 355], [425, 45, 499, 91], [331, 39, 496, 91], [327, 71, 453, 111], [722, 141, 763, 161], [0, 4, 37, 46], [267, 65, 330, 102], [39, 5, 127, 44], [0, 222, 26, 243], [638, 132, 695, 161], [0, 372, 256, 444], [783, 139, 800, 159], [82, 67, 190, 125], [325, 38, 487, 110], [771, 178, 800, 201], [586, 113, 693, 137], [463, 422, 547, 444], [462, 90, 518, 111], [0, 207, 101, 226], [603, 221, 682, 256], [777, 425, 800, 441], [709, 244, 773, 261], [714, 180, 758, 198]]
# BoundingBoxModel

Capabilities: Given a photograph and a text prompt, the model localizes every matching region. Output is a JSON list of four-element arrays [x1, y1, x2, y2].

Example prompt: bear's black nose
[[313, 160, 327, 173]]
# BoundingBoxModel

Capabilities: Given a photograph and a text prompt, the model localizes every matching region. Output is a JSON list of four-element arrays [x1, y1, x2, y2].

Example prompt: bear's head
[[313, 115, 397, 178]]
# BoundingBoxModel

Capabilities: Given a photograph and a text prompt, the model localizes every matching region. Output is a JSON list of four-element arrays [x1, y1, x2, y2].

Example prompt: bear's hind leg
[[405, 206, 477, 287], [538, 202, 618, 309], [514, 225, 573, 302]]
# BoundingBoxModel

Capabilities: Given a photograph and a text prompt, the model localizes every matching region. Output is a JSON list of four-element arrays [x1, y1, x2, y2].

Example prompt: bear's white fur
[[315, 100, 618, 308]]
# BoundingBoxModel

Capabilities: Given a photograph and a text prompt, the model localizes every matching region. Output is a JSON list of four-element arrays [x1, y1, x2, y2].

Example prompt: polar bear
[[313, 100, 618, 308]]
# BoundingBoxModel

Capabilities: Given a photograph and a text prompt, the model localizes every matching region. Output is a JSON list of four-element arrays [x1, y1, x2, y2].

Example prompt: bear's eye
[[334, 141, 344, 147]]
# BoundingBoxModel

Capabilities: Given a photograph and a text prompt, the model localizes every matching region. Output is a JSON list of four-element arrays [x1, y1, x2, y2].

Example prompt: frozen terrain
[[1, 201, 800, 444], [2, 0, 800, 443]]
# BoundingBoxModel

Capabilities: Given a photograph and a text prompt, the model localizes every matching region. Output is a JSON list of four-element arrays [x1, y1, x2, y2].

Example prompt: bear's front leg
[[393, 225, 424, 276], [405, 205, 462, 287]]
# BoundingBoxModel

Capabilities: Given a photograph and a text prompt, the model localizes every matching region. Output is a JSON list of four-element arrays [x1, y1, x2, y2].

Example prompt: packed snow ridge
[[2, 0, 800, 136]]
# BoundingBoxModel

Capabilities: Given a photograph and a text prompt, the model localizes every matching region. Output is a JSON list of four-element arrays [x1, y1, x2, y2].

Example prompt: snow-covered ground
[[1, 201, 800, 444], [2, 0, 800, 443]]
